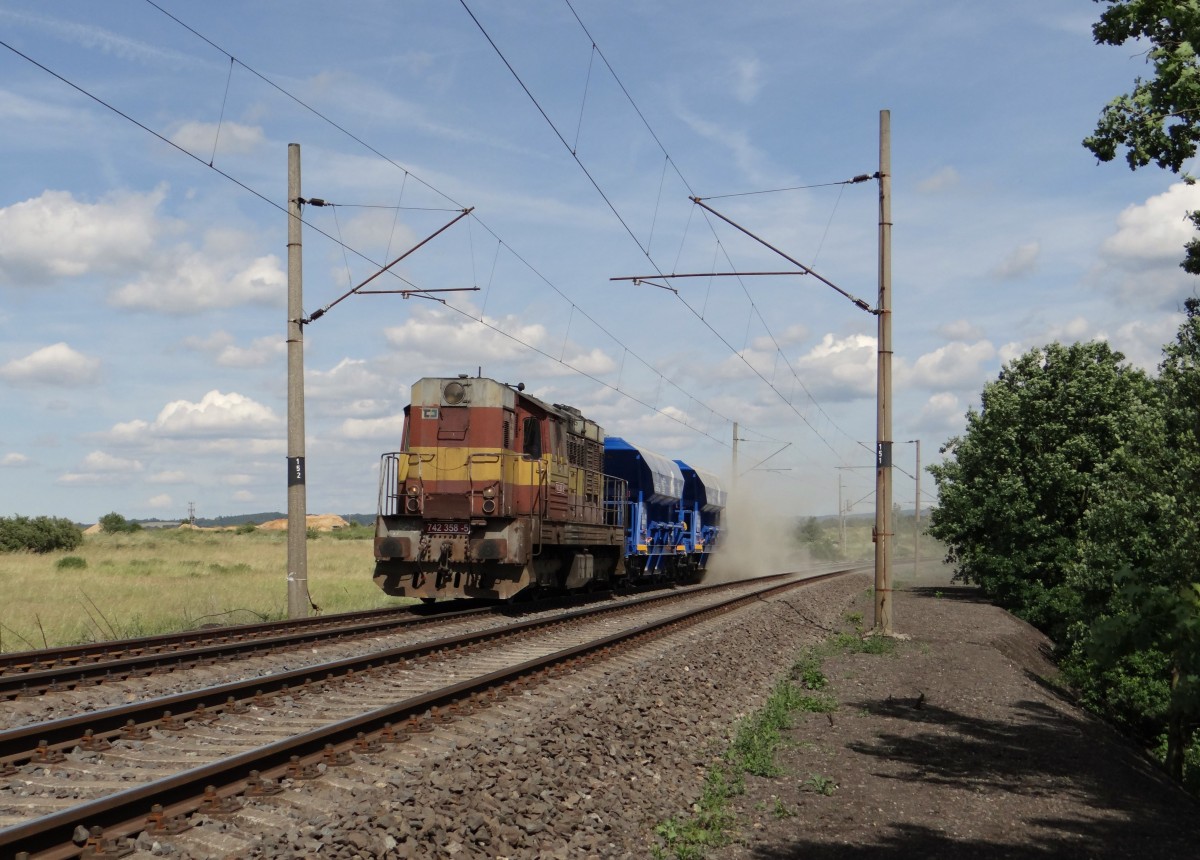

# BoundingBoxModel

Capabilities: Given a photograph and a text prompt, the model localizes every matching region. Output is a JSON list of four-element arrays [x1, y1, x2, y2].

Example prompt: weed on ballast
[[830, 631, 897, 656], [653, 678, 823, 858], [789, 653, 828, 690], [802, 773, 839, 796], [653, 763, 740, 859], [653, 621, 899, 857]]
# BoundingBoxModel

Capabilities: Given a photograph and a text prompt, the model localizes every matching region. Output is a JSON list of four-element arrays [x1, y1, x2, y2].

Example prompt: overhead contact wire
[[142, 0, 749, 443], [558, 0, 868, 460]]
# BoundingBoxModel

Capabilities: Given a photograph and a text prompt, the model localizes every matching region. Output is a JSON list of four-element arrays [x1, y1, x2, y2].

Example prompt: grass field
[[0, 525, 408, 653], [0, 520, 951, 654]]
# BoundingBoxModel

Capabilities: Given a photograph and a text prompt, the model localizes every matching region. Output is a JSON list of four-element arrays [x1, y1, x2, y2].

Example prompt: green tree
[[98, 512, 142, 534], [1089, 574, 1200, 781], [1085, 1, 1200, 272], [1073, 298, 1200, 782], [795, 517, 838, 561], [927, 341, 1153, 639], [0, 515, 83, 553]]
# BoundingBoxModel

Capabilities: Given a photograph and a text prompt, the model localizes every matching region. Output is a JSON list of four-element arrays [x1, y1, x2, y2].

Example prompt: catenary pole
[[913, 439, 921, 576], [731, 422, 739, 494], [287, 143, 312, 618], [838, 471, 845, 550], [874, 110, 894, 635]]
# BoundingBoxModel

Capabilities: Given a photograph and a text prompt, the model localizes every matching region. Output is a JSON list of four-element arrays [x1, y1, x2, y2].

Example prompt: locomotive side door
[[545, 416, 570, 521]]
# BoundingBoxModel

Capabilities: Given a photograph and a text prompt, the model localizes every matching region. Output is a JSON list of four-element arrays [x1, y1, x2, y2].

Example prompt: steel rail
[[0, 587, 636, 696], [0, 602, 468, 674], [0, 573, 808, 763], [1, 571, 842, 859], [0, 603, 501, 698]]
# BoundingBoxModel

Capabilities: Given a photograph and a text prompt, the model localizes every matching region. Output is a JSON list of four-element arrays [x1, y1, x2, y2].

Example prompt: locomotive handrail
[[378, 452, 402, 517]]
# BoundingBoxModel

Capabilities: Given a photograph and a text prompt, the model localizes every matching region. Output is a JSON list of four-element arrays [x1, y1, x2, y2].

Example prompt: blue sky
[[0, 1, 1194, 524]]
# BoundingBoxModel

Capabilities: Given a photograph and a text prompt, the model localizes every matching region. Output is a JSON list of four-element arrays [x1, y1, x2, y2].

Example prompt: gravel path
[[723, 582, 1200, 859]]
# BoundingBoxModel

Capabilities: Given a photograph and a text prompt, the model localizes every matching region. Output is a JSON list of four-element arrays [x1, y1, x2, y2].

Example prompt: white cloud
[[57, 449, 144, 485], [148, 493, 173, 509], [750, 324, 808, 352], [0, 188, 164, 286], [222, 474, 254, 486], [339, 414, 406, 440], [307, 358, 391, 403], [169, 121, 265, 157], [149, 470, 187, 483], [190, 438, 285, 456], [342, 399, 393, 418], [383, 304, 550, 366], [1102, 182, 1200, 265], [996, 317, 1101, 364], [1, 452, 29, 467], [1094, 182, 1200, 308], [0, 188, 286, 314], [917, 167, 960, 193], [233, 490, 255, 502], [561, 347, 616, 376], [153, 391, 281, 437], [936, 320, 983, 341], [182, 331, 284, 368], [915, 392, 965, 435], [906, 341, 996, 390], [792, 333, 877, 401], [57, 472, 117, 486], [81, 450, 144, 472], [106, 391, 282, 446], [731, 56, 762, 104], [110, 249, 285, 313], [0, 8, 196, 66], [993, 241, 1039, 280], [0, 342, 101, 386], [1044, 316, 1098, 343], [0, 88, 76, 124], [674, 104, 771, 186], [1111, 313, 1185, 371]]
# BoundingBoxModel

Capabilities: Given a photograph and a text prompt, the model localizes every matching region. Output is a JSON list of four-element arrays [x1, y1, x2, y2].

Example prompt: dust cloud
[[703, 482, 811, 584]]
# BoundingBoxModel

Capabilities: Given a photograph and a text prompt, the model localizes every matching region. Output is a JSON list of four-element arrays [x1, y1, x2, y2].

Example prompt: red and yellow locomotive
[[373, 375, 628, 600]]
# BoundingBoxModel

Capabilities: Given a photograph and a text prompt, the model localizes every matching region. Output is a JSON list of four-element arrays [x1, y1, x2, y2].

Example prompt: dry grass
[[0, 526, 409, 653]]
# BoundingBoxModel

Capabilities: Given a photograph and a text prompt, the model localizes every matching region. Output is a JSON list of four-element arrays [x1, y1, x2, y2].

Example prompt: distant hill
[[134, 512, 375, 528]]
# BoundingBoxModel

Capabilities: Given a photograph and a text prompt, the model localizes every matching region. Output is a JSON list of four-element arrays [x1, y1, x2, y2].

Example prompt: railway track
[[0, 568, 856, 859], [0, 579, 720, 705], [0, 594, 603, 701]]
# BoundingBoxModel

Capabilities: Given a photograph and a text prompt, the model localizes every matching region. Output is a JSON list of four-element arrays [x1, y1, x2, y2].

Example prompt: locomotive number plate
[[425, 522, 470, 536]]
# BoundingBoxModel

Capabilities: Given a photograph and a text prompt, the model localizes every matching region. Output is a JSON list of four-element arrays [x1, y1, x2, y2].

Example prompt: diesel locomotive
[[373, 374, 725, 600]]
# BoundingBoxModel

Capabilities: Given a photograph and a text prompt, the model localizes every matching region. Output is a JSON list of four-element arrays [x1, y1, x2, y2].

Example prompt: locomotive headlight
[[443, 381, 466, 404], [482, 487, 496, 499], [407, 485, 419, 496]]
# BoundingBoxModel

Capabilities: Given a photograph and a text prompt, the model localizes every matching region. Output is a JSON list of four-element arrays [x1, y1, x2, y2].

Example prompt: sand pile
[[257, 514, 350, 532]]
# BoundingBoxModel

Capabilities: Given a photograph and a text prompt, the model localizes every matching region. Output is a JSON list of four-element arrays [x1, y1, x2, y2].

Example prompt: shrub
[[0, 516, 84, 553], [331, 523, 374, 540], [98, 512, 142, 534], [56, 555, 88, 570]]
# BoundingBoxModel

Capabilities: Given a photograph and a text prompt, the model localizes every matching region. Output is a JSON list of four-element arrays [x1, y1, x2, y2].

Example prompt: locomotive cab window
[[522, 416, 542, 459]]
